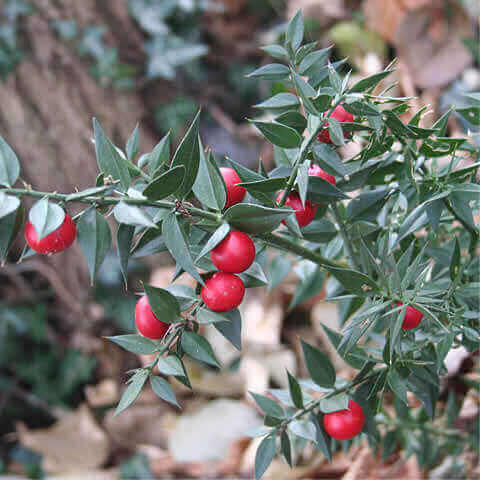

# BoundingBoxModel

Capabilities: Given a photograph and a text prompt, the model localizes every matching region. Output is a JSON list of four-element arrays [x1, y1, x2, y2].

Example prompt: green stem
[[1, 187, 221, 223], [147, 324, 185, 374], [276, 97, 344, 208], [330, 203, 360, 270], [260, 232, 343, 269]]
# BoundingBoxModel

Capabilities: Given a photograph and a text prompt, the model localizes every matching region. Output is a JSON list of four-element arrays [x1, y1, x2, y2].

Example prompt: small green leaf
[[247, 63, 290, 80], [93, 118, 131, 191], [143, 284, 180, 324], [267, 256, 291, 291], [157, 355, 186, 377], [113, 202, 157, 228], [117, 224, 135, 286], [254, 434, 276, 480], [252, 121, 302, 149], [325, 266, 379, 296], [0, 136, 20, 187], [302, 219, 337, 243], [312, 144, 347, 177], [214, 308, 242, 350], [254, 93, 300, 110], [301, 339, 336, 388], [299, 47, 332, 76], [311, 413, 331, 461], [280, 430, 292, 467], [328, 117, 345, 146], [107, 334, 158, 354], [286, 9, 303, 53], [0, 192, 20, 220], [115, 370, 148, 416], [289, 419, 317, 441], [287, 371, 304, 409], [319, 393, 349, 413], [150, 376, 180, 408], [28, 198, 65, 240], [224, 203, 292, 234], [143, 166, 185, 200], [297, 162, 309, 207], [195, 223, 230, 262], [449, 193, 476, 230], [181, 330, 220, 367], [260, 44, 288, 60], [196, 308, 229, 324], [77, 207, 111, 283], [344, 101, 380, 117], [306, 176, 349, 204], [388, 370, 408, 405], [165, 284, 197, 312], [327, 63, 342, 92], [171, 111, 201, 198], [349, 70, 394, 92], [275, 111, 307, 134], [0, 205, 23, 260], [163, 213, 203, 284], [149, 131, 171, 176], [126, 124, 139, 161], [250, 392, 285, 418]]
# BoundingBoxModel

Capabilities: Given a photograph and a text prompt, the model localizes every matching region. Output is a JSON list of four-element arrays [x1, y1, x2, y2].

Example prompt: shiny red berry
[[135, 295, 170, 339], [25, 213, 76, 254], [276, 191, 316, 228], [317, 105, 354, 144], [323, 399, 365, 440], [308, 164, 336, 185], [220, 167, 246, 209], [201, 272, 245, 312], [210, 230, 255, 274], [396, 302, 423, 330]]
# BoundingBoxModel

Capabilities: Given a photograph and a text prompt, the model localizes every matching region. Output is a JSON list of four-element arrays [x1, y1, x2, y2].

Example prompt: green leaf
[[163, 213, 203, 284], [29, 198, 66, 240], [456, 106, 480, 126], [280, 431, 292, 467], [117, 224, 135, 286], [301, 219, 337, 243], [449, 193, 476, 230], [275, 111, 307, 134], [171, 111, 201, 198], [165, 285, 197, 312], [260, 44, 288, 60], [150, 376, 180, 408], [344, 101, 380, 117], [383, 111, 414, 138], [115, 369, 149, 416], [126, 124, 139, 161], [312, 144, 347, 177], [349, 70, 394, 92], [195, 223, 230, 261], [307, 176, 349, 204], [196, 308, 229, 324], [0, 136, 20, 187], [113, 201, 157, 228], [250, 392, 285, 418], [388, 370, 408, 405], [291, 72, 317, 114], [297, 162, 309, 207], [247, 63, 290, 80], [239, 177, 286, 193], [224, 203, 292, 234], [107, 334, 158, 354], [267, 256, 291, 291], [143, 165, 185, 200], [214, 308, 242, 350], [299, 47, 332, 76], [149, 131, 171, 177], [93, 118, 131, 191], [181, 330, 220, 367], [0, 205, 23, 260], [328, 117, 345, 146], [254, 434, 276, 480], [301, 339, 336, 388], [290, 261, 325, 309], [254, 93, 300, 110], [157, 355, 186, 377], [77, 207, 111, 283], [311, 414, 331, 461], [325, 266, 379, 296], [0, 192, 20, 220], [131, 227, 167, 258], [143, 284, 180, 324], [346, 188, 389, 220], [328, 64, 342, 93], [192, 146, 227, 210], [287, 371, 304, 409], [252, 121, 302, 149], [450, 237, 461, 281], [396, 205, 428, 244], [286, 9, 303, 53], [319, 393, 349, 413], [289, 419, 317, 441]]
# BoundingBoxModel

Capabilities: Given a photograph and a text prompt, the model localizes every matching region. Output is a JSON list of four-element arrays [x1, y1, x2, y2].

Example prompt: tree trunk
[[0, 0, 158, 317]]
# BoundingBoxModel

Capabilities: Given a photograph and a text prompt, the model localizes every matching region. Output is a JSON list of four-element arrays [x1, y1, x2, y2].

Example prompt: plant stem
[[330, 203, 360, 270], [147, 324, 185, 374], [260, 232, 343, 268], [1, 187, 221, 223], [276, 98, 344, 208]]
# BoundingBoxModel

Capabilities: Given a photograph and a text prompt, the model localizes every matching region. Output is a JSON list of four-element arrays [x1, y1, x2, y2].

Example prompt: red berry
[[135, 295, 170, 339], [210, 230, 255, 274], [220, 167, 246, 209], [25, 213, 76, 254], [396, 302, 423, 330], [308, 164, 336, 186], [317, 105, 354, 144], [276, 191, 316, 228], [201, 272, 245, 312], [323, 400, 365, 440]]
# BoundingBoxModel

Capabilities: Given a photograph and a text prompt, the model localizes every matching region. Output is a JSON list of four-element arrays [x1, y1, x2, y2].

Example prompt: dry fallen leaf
[[17, 405, 109, 474]]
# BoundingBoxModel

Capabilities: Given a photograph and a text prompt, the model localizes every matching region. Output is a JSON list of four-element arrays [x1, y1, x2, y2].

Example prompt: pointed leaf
[[252, 121, 302, 149], [0, 136, 20, 187], [0, 192, 20, 220], [117, 224, 135, 286], [143, 284, 180, 324], [113, 202, 157, 228], [107, 334, 157, 354], [28, 198, 65, 240], [301, 339, 336, 388], [126, 124, 139, 161], [224, 203, 292, 234], [115, 370, 148, 416], [254, 435, 276, 480], [181, 330, 220, 367], [143, 165, 185, 200], [150, 376, 180, 407], [214, 308, 242, 350], [149, 132, 171, 176]]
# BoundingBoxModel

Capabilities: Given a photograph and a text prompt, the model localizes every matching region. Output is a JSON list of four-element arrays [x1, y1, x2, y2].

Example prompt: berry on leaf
[[276, 191, 316, 228], [210, 230, 255, 274], [317, 105, 354, 144], [135, 295, 170, 339], [396, 302, 423, 330], [201, 272, 245, 312], [220, 167, 246, 209], [323, 399, 365, 440], [308, 164, 336, 186], [25, 213, 77, 254]]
